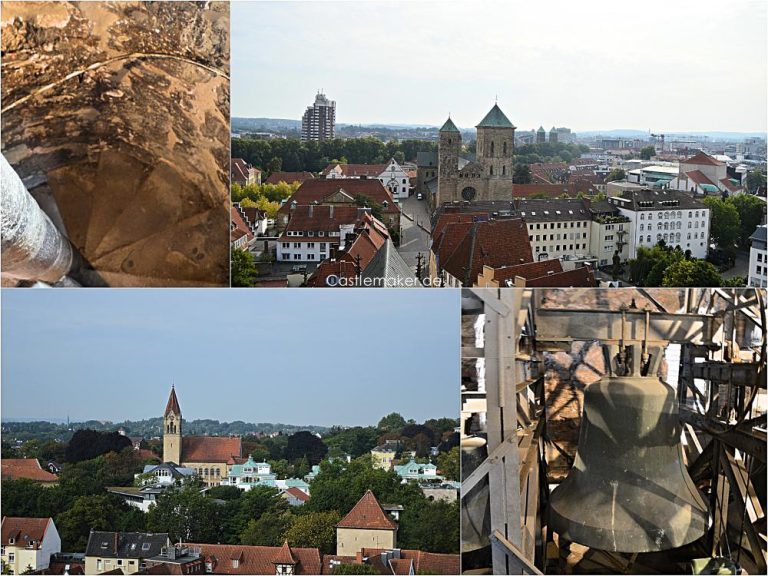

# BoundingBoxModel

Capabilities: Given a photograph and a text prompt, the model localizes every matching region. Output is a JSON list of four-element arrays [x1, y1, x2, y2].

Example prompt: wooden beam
[[490, 530, 544, 575]]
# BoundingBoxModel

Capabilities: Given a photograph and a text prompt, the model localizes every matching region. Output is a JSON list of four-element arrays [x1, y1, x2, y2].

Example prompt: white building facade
[[748, 225, 767, 288], [607, 189, 710, 260]]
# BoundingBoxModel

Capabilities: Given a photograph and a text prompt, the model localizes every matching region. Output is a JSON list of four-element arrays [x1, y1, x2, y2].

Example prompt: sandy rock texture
[[1, 1, 230, 286]]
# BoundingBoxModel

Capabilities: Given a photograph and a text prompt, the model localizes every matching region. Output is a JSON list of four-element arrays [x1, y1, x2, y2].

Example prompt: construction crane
[[651, 132, 665, 153]]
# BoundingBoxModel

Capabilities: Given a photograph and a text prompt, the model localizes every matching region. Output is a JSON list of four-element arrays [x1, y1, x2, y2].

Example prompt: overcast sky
[[232, 0, 767, 133], [2, 290, 458, 427]]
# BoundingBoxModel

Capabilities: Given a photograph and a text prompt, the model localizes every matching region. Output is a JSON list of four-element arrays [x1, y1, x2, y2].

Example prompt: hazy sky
[[232, 0, 767, 133], [1, 290, 458, 426]]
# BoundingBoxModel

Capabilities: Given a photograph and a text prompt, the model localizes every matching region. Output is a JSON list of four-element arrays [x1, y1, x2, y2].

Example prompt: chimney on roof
[[308, 204, 314, 218], [329, 205, 334, 219]]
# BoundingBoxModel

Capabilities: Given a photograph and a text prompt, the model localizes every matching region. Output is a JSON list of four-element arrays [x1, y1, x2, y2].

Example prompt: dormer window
[[8, 538, 14, 545], [276, 565, 294, 575], [232, 559, 240, 569], [142, 543, 151, 551]]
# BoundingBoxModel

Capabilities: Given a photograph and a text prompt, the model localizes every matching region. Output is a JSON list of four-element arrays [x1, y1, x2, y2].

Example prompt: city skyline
[[2, 290, 458, 426], [232, 0, 767, 133]]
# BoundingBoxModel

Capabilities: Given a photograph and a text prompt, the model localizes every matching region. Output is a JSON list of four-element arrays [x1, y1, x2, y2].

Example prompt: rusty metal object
[[549, 376, 708, 552]]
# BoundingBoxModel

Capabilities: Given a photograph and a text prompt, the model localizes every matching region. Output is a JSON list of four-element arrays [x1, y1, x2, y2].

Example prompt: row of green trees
[[2, 452, 459, 555], [703, 194, 765, 256], [232, 137, 438, 174], [629, 243, 745, 287]]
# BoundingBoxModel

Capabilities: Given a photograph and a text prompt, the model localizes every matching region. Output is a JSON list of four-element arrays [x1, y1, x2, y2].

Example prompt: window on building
[[647, 235, 651, 242]]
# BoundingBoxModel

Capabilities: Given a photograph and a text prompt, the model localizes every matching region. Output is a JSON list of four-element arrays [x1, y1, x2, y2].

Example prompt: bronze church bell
[[549, 376, 709, 553]]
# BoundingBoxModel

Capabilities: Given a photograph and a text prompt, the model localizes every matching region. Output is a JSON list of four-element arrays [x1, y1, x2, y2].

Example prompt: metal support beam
[[1, 154, 73, 283]]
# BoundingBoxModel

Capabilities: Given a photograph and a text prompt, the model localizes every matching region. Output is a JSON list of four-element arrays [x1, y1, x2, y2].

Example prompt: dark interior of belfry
[[1, 2, 230, 287], [461, 288, 767, 575]]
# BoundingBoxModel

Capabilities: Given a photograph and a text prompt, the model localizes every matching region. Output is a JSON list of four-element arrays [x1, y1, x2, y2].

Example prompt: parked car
[[417, 193, 423, 200], [291, 265, 307, 273]]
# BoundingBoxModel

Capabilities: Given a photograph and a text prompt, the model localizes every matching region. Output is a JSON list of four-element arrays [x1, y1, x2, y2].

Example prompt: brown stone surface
[[538, 288, 685, 312], [1, 1, 230, 286]]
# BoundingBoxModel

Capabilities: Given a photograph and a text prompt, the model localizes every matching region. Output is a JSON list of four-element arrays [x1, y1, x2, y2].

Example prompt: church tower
[[163, 385, 182, 465], [475, 103, 515, 180], [438, 116, 461, 180]]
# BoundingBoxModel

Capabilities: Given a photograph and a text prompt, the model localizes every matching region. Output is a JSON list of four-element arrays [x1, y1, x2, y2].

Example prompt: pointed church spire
[[165, 385, 181, 416], [439, 116, 460, 133]]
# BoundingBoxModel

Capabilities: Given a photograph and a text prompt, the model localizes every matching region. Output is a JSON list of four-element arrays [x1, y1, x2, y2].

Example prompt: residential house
[[231, 158, 261, 186], [1, 459, 58, 486], [188, 541, 322, 574], [393, 460, 443, 483], [277, 179, 400, 232], [607, 189, 710, 259], [321, 548, 460, 575], [322, 159, 411, 199], [308, 213, 417, 288], [219, 455, 277, 491], [276, 205, 360, 263], [230, 206, 254, 250], [1, 517, 61, 575], [137, 462, 196, 486], [671, 151, 743, 195], [432, 216, 534, 287], [748, 224, 767, 288], [233, 203, 268, 239], [370, 445, 397, 471], [84, 532, 169, 575], [586, 199, 631, 265], [336, 491, 397, 557], [144, 544, 205, 575], [517, 198, 593, 262], [282, 487, 310, 507], [106, 485, 166, 513]]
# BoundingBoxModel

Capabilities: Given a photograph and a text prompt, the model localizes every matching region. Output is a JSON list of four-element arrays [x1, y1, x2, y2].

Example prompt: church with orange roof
[[162, 386, 242, 487]]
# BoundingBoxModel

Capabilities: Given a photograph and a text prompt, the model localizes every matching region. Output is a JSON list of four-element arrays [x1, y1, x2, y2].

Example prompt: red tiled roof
[[231, 158, 251, 185], [265, 172, 315, 185], [231, 207, 254, 241], [337, 490, 397, 530], [322, 550, 460, 575], [431, 212, 486, 242], [165, 387, 181, 416], [190, 543, 321, 575], [181, 437, 241, 463], [489, 259, 563, 282], [284, 487, 310, 502], [273, 541, 297, 565], [2, 517, 52, 548], [525, 265, 597, 287], [720, 178, 742, 193], [683, 151, 724, 167], [306, 260, 358, 288], [1, 459, 58, 483], [283, 205, 360, 233], [685, 170, 716, 187], [442, 219, 534, 285], [434, 221, 474, 267], [279, 180, 400, 215]]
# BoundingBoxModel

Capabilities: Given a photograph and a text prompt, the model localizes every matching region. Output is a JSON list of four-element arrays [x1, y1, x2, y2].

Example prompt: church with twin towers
[[435, 103, 519, 206]]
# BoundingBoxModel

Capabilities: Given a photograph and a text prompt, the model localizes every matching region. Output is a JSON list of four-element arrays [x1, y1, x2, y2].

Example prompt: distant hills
[[232, 117, 765, 142], [2, 417, 331, 443]]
